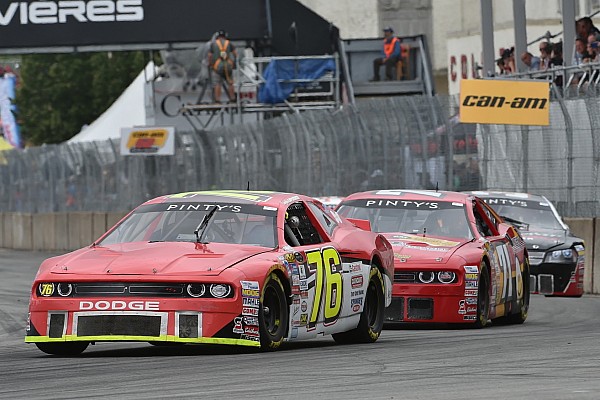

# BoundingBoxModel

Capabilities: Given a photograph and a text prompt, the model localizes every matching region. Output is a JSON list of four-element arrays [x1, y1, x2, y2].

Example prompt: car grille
[[75, 283, 185, 297], [75, 314, 164, 337]]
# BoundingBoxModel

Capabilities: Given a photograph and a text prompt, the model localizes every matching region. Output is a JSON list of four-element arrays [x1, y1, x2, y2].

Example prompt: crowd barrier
[[0, 212, 597, 295]]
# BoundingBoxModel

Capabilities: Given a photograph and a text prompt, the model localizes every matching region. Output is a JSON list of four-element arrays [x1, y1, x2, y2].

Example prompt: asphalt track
[[1, 249, 599, 400]]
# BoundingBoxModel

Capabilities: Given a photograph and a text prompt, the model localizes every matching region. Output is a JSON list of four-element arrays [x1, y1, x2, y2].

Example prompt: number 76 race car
[[26, 190, 394, 355]]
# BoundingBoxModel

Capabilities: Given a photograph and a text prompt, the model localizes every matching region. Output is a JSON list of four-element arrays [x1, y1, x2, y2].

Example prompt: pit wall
[[0, 213, 597, 294]]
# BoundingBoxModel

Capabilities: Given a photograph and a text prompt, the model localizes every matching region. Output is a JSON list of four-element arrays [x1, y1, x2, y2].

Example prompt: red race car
[[336, 189, 529, 327], [26, 190, 394, 355]]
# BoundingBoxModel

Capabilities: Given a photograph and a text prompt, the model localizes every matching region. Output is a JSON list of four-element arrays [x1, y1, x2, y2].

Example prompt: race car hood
[[382, 233, 465, 264], [519, 228, 566, 251], [47, 242, 272, 277]]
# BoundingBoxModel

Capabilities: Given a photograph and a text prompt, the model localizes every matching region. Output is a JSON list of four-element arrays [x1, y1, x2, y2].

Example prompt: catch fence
[[1, 93, 598, 217]]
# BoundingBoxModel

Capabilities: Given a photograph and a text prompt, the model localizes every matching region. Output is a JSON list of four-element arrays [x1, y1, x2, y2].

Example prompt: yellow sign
[[120, 127, 175, 156], [459, 79, 550, 126]]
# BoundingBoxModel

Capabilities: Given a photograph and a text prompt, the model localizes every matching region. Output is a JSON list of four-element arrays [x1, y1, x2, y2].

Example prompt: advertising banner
[[459, 79, 550, 126], [0, 74, 22, 149], [120, 126, 175, 156]]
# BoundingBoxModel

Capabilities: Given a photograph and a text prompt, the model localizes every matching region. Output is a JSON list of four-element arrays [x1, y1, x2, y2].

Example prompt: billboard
[[0, 0, 267, 53], [459, 79, 550, 126], [120, 126, 175, 156]]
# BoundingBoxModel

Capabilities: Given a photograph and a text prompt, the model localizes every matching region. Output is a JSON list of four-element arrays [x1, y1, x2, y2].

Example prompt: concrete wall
[[0, 212, 126, 252], [1, 212, 598, 294]]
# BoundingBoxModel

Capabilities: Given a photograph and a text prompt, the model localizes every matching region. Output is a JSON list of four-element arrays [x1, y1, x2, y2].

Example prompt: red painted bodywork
[[338, 190, 528, 325], [26, 191, 394, 347]]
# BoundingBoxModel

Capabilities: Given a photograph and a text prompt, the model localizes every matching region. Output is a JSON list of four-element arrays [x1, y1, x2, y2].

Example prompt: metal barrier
[[1, 92, 599, 217]]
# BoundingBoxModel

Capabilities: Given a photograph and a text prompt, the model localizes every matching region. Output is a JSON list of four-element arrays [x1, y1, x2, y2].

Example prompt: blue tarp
[[258, 59, 335, 104]]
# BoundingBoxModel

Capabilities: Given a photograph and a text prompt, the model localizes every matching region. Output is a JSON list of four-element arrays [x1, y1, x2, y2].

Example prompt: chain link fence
[[0, 94, 598, 217]]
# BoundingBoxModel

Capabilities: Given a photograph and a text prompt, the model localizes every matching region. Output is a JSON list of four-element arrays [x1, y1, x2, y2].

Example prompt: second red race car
[[337, 189, 530, 327]]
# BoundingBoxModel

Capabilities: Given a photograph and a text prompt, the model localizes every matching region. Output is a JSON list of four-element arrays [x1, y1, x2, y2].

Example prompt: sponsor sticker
[[464, 289, 478, 297], [465, 280, 478, 289], [458, 299, 466, 314], [464, 265, 479, 274], [79, 300, 159, 311], [285, 253, 296, 263], [352, 303, 361, 312], [463, 315, 477, 321], [243, 316, 259, 326], [241, 281, 259, 290], [301, 301, 308, 312], [300, 314, 308, 326], [242, 307, 259, 316], [243, 297, 260, 307], [292, 275, 300, 286], [299, 280, 309, 290], [351, 289, 364, 297], [242, 289, 260, 298], [349, 262, 362, 272], [465, 273, 479, 280], [351, 275, 364, 289], [299, 265, 307, 279], [233, 317, 244, 334], [351, 298, 363, 306], [465, 297, 477, 305]]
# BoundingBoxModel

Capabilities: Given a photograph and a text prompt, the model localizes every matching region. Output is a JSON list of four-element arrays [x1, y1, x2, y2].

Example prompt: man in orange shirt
[[371, 26, 401, 81]]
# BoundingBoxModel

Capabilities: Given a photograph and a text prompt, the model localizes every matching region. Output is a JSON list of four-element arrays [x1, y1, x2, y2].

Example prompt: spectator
[[208, 30, 237, 103], [521, 51, 541, 71], [585, 33, 600, 62], [370, 26, 401, 82], [500, 47, 516, 74], [550, 41, 563, 67], [576, 17, 600, 41], [573, 37, 588, 65], [538, 41, 553, 70]]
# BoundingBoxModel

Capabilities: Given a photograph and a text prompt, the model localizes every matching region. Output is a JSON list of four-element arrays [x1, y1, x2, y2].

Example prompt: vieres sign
[[459, 79, 550, 126], [0, 0, 266, 54]]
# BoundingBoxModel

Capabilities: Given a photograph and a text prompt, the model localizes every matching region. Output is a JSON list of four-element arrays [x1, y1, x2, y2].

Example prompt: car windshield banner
[[459, 79, 550, 126]]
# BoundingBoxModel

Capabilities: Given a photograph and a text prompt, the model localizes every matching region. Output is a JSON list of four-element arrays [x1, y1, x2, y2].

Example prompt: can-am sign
[[0, 1, 143, 25]]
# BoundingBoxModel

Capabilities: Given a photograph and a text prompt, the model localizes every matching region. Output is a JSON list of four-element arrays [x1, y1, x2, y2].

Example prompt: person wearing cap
[[208, 30, 238, 102], [371, 26, 401, 81]]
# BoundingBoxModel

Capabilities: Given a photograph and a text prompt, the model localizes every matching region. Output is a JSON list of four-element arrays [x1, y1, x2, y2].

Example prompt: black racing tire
[[259, 273, 288, 351], [473, 263, 490, 329], [35, 342, 89, 356], [333, 266, 385, 344]]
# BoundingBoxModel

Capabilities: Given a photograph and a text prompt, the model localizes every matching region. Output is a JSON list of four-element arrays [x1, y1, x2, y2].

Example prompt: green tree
[[16, 51, 149, 145]]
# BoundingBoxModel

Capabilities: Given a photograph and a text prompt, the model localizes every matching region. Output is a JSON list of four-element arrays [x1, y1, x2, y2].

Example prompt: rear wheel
[[259, 273, 288, 350], [35, 342, 89, 356], [333, 267, 385, 344], [474, 263, 490, 328]]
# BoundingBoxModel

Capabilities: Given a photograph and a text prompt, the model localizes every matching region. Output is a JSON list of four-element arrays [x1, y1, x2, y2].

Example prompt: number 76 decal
[[305, 247, 343, 329]]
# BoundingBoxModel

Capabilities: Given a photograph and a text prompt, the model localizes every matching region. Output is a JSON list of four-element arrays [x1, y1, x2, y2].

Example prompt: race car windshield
[[338, 199, 474, 240], [493, 205, 563, 230], [99, 202, 278, 247]]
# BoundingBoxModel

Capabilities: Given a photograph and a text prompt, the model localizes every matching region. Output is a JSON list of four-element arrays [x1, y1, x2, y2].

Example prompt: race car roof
[[142, 190, 310, 208], [343, 189, 472, 204]]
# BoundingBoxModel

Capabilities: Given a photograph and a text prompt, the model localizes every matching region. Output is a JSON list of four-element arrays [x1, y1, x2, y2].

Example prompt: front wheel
[[259, 273, 289, 351], [35, 342, 89, 356], [333, 266, 385, 344]]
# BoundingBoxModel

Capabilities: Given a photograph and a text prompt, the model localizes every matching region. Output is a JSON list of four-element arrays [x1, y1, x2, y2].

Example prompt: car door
[[472, 199, 516, 316], [282, 201, 346, 339]]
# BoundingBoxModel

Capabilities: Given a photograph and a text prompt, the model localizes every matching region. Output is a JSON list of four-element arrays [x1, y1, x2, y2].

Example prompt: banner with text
[[120, 126, 175, 156], [459, 79, 550, 126]]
